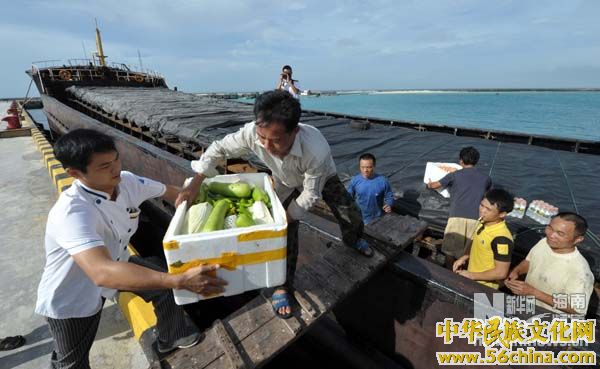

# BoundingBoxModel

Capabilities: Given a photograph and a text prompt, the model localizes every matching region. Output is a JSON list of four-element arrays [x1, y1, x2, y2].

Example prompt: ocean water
[[289, 91, 600, 141]]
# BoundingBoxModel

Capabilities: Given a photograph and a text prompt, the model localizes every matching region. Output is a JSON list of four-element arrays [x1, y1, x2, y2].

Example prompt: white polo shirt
[[35, 171, 166, 319]]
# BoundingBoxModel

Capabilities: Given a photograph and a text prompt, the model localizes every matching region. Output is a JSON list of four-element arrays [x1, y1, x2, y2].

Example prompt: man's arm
[[287, 158, 331, 221], [427, 172, 452, 190], [162, 185, 181, 203], [504, 279, 578, 315], [383, 179, 394, 213], [347, 177, 356, 199], [177, 124, 254, 206], [506, 259, 529, 280], [288, 81, 300, 95], [457, 260, 511, 282], [426, 180, 442, 190], [72, 246, 227, 295]]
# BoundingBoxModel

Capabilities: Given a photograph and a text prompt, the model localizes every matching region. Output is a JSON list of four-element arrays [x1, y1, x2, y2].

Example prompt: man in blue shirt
[[347, 153, 395, 224]]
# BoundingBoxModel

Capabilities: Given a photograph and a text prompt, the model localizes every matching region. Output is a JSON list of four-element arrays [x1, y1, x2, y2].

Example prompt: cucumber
[[208, 181, 252, 198], [201, 199, 231, 232]]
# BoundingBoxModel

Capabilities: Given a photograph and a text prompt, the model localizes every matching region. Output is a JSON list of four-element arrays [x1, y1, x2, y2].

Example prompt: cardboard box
[[423, 162, 462, 198], [163, 173, 287, 304]]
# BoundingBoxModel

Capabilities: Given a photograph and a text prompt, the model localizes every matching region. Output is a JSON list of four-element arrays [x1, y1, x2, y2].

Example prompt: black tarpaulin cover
[[67, 86, 600, 279]]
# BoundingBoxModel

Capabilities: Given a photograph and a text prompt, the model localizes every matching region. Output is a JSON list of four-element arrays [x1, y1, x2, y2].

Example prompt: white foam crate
[[163, 173, 287, 304], [423, 162, 462, 198]]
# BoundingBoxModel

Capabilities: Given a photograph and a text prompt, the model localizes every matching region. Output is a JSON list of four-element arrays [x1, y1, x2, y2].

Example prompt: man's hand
[[175, 173, 205, 208], [506, 269, 520, 281], [178, 264, 228, 296], [505, 279, 535, 296], [383, 204, 392, 213], [456, 270, 474, 280], [453, 255, 469, 272]]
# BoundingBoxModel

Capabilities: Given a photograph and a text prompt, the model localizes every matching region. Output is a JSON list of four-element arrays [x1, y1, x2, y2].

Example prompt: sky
[[1, 0, 600, 97]]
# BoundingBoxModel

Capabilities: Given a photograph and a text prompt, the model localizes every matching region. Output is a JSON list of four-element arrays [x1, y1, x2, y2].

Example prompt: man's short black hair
[[54, 129, 116, 173], [460, 146, 480, 165], [254, 90, 301, 132], [553, 212, 588, 237], [484, 188, 514, 213], [282, 65, 292, 72], [359, 153, 376, 165]]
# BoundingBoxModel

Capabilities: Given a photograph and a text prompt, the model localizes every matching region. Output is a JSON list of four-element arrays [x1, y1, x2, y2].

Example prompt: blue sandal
[[352, 239, 374, 257], [271, 291, 293, 319]]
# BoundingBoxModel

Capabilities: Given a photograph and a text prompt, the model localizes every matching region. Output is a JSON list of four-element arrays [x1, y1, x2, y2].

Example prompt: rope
[[488, 141, 501, 177], [554, 151, 579, 214]]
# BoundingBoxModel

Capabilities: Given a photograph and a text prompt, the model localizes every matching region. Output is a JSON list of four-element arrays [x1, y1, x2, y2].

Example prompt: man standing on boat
[[427, 147, 491, 267], [178, 90, 373, 319], [347, 153, 395, 224], [276, 65, 300, 99]]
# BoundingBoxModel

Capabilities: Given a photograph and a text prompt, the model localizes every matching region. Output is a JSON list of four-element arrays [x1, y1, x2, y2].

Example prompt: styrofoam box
[[423, 162, 462, 198], [163, 173, 287, 305]]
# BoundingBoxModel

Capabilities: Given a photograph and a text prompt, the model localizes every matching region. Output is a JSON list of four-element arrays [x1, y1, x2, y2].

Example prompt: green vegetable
[[186, 202, 213, 234], [193, 183, 208, 204], [252, 187, 271, 207], [208, 181, 252, 198], [201, 198, 231, 232], [236, 213, 255, 227]]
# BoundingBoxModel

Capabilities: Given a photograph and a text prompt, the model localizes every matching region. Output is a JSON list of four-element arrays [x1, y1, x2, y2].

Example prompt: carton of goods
[[423, 162, 462, 198], [163, 173, 287, 305]]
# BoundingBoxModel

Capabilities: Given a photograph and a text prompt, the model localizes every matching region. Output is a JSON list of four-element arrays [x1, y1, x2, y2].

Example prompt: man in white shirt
[[505, 212, 594, 316], [36, 129, 227, 368], [177, 90, 372, 319], [276, 65, 300, 99]]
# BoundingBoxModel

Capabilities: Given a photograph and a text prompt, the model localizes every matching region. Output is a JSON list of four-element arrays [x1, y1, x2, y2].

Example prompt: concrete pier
[[0, 134, 146, 369]]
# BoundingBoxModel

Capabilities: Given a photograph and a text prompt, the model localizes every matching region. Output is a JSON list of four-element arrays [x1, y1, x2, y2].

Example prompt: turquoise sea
[[275, 91, 600, 141]]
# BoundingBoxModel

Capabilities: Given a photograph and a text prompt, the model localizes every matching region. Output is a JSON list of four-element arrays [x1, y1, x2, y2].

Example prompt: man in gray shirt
[[427, 147, 491, 265]]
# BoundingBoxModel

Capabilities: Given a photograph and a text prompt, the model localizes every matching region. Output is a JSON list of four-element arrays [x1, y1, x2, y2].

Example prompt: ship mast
[[94, 19, 107, 67]]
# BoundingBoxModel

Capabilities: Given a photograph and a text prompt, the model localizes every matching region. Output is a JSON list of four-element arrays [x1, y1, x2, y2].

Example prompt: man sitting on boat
[[505, 212, 594, 316], [35, 129, 227, 368], [178, 90, 373, 319], [452, 189, 514, 289], [347, 153, 394, 224], [427, 146, 491, 266]]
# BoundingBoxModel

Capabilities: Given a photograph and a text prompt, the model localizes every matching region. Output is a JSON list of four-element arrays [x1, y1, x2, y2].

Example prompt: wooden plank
[[163, 214, 427, 368], [214, 320, 246, 369]]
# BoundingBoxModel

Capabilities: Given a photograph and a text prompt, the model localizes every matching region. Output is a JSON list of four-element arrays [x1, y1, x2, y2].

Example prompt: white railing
[[31, 59, 165, 84]]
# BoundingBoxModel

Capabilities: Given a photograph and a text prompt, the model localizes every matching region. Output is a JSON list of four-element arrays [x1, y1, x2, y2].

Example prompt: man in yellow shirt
[[453, 189, 514, 289]]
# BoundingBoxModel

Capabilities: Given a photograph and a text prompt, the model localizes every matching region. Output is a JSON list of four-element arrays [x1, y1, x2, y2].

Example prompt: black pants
[[283, 175, 364, 288], [46, 256, 191, 369]]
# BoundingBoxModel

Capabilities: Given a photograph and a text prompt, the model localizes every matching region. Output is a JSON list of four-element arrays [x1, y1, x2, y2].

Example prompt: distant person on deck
[[427, 146, 491, 266], [505, 212, 594, 316], [453, 189, 514, 289], [347, 153, 394, 224], [276, 65, 300, 99], [177, 90, 374, 320]]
